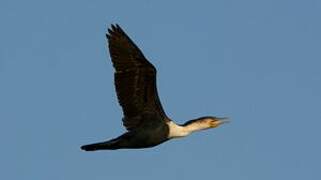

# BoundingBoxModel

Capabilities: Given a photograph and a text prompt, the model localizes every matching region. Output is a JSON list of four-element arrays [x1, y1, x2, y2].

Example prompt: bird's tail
[[81, 138, 120, 151]]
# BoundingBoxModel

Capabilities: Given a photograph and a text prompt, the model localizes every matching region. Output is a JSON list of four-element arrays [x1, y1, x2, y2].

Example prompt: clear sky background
[[1, 0, 321, 179]]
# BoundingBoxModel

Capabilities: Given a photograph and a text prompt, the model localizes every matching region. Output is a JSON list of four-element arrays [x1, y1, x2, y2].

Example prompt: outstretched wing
[[106, 24, 169, 131]]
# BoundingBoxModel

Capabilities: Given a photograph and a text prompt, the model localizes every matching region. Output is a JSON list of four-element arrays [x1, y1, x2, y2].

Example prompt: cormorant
[[81, 24, 229, 151]]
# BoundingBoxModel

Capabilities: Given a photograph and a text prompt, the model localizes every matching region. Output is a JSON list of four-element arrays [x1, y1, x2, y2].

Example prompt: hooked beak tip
[[217, 117, 231, 124]]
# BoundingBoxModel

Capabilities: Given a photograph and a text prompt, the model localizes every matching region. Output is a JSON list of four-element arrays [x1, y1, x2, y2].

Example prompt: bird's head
[[201, 116, 230, 128], [182, 116, 230, 131]]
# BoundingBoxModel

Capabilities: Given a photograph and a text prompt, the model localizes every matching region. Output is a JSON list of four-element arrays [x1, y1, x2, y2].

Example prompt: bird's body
[[83, 122, 169, 150], [81, 24, 229, 151]]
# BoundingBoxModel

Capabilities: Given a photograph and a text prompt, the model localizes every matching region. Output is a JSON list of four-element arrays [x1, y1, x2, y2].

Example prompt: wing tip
[[106, 23, 126, 38]]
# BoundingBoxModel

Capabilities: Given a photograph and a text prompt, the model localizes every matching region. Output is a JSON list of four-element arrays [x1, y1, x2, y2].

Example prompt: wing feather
[[106, 24, 169, 131]]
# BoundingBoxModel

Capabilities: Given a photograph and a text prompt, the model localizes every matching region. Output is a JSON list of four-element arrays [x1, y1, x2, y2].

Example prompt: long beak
[[217, 117, 230, 124]]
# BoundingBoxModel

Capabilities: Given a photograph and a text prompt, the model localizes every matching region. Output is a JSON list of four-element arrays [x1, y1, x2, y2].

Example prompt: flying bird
[[81, 24, 229, 151]]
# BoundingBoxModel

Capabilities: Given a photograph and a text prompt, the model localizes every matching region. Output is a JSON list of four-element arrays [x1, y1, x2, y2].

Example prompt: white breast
[[167, 121, 190, 139]]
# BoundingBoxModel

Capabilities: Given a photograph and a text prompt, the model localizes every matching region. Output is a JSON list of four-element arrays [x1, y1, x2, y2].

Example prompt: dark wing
[[106, 24, 169, 131]]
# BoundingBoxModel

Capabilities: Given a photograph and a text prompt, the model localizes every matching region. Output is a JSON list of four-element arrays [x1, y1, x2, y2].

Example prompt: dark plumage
[[81, 24, 229, 151]]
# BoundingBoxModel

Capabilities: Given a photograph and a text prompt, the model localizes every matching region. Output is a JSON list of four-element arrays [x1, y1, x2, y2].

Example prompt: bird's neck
[[167, 121, 210, 139]]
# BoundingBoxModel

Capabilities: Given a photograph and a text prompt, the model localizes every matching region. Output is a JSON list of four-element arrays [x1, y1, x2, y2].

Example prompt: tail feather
[[81, 139, 119, 151]]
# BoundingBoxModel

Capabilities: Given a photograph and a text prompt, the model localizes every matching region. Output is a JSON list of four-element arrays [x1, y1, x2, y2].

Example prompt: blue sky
[[1, 0, 321, 179]]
